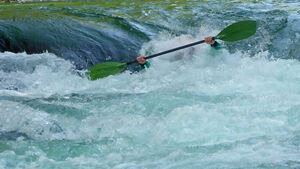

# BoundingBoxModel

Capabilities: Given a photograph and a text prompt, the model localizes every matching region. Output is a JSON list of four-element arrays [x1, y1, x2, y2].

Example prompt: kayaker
[[136, 36, 220, 68]]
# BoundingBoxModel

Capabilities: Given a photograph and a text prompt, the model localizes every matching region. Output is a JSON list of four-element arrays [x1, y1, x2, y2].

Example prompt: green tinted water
[[1, 0, 300, 168]]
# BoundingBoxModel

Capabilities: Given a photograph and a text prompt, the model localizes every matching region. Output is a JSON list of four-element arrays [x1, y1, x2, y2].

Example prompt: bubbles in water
[[1, 26, 300, 169]]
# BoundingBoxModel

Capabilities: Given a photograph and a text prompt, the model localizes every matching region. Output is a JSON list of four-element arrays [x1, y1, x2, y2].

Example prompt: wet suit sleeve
[[139, 61, 151, 69], [211, 41, 222, 50]]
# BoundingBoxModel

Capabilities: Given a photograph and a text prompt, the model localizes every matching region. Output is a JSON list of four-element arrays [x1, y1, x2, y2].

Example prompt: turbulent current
[[1, 0, 300, 168]]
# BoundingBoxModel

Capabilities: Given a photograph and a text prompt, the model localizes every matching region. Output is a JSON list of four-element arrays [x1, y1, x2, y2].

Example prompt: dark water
[[0, 1, 297, 68], [1, 0, 300, 168]]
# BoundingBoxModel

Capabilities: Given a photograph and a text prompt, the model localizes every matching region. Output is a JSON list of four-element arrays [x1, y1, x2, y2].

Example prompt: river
[[0, 0, 300, 168]]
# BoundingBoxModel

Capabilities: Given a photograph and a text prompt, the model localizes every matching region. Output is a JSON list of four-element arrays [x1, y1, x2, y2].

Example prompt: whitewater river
[[1, 0, 300, 168]]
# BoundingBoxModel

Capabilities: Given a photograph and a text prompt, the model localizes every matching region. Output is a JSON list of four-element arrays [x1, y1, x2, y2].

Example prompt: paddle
[[87, 20, 257, 80]]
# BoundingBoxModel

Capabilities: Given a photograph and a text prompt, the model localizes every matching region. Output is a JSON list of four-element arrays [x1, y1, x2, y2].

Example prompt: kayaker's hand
[[205, 36, 215, 45], [136, 56, 146, 64]]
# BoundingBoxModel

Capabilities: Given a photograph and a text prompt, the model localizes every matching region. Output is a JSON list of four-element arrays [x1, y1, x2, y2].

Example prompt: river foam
[[1, 32, 300, 168]]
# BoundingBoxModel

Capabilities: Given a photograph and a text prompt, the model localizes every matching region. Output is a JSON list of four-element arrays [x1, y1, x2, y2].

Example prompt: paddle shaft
[[127, 40, 205, 65]]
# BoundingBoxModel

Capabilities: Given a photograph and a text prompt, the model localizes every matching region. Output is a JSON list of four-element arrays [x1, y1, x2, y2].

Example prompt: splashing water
[[1, 36, 300, 168], [1, 0, 300, 168]]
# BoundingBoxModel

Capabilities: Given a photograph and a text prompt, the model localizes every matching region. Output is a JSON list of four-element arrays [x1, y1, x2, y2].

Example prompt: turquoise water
[[1, 0, 300, 168]]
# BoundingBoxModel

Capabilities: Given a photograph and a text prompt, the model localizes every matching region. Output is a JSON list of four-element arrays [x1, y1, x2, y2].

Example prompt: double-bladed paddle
[[87, 20, 257, 80]]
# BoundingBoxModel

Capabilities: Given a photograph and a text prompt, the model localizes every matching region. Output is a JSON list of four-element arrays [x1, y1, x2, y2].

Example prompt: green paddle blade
[[86, 62, 127, 80], [215, 20, 257, 42]]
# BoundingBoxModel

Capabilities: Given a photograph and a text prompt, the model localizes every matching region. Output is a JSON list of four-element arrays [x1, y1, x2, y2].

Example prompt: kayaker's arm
[[206, 36, 222, 50], [136, 55, 150, 69], [140, 60, 151, 69], [211, 41, 222, 50]]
